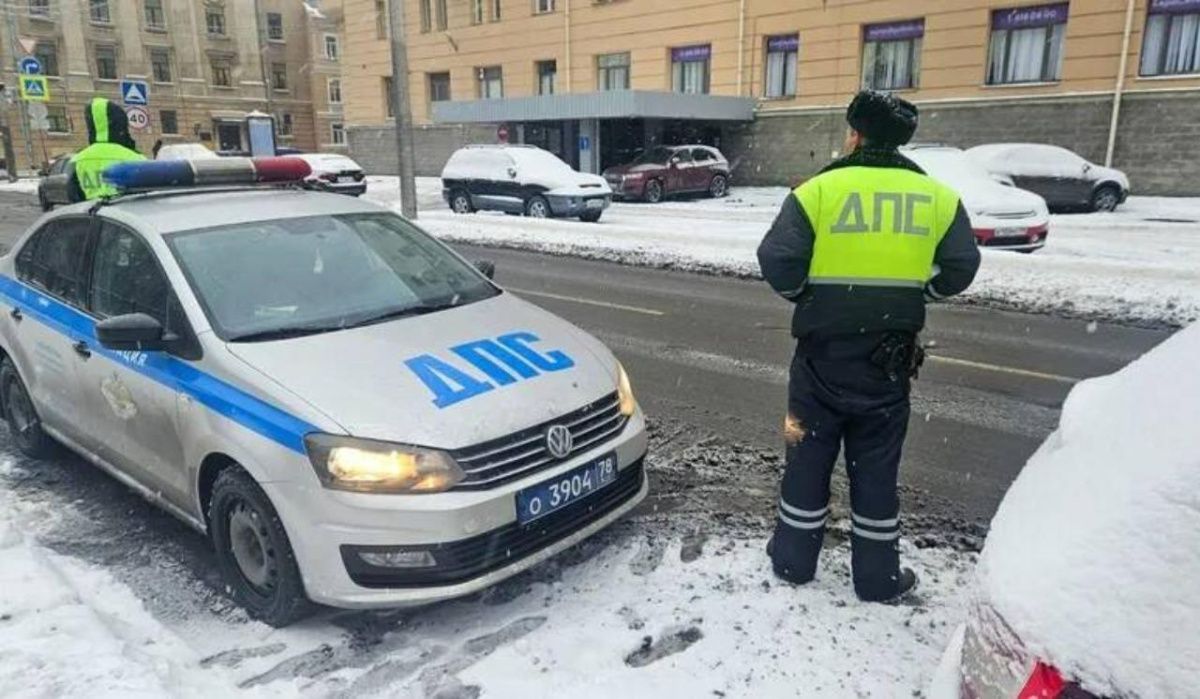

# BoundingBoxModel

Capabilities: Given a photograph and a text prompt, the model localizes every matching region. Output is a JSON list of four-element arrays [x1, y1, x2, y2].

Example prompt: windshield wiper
[[343, 300, 462, 329], [227, 324, 345, 342]]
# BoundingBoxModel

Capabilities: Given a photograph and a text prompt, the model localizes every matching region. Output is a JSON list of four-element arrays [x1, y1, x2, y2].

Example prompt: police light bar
[[102, 156, 312, 191]]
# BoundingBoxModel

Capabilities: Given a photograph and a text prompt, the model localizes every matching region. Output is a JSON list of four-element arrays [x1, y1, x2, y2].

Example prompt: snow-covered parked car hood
[[972, 322, 1200, 696], [905, 148, 1049, 219]]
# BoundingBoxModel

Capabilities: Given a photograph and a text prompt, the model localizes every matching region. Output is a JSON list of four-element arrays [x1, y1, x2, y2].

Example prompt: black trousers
[[770, 347, 911, 601]]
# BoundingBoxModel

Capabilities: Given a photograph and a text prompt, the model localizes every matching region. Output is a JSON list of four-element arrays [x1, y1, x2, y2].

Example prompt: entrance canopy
[[432, 90, 755, 124]]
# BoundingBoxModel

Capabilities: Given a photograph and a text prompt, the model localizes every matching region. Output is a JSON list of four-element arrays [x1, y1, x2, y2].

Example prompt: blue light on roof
[[104, 160, 193, 189]]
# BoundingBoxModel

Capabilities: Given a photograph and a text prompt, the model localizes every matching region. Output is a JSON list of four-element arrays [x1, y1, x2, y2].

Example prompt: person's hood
[[224, 293, 620, 449], [603, 162, 663, 176], [84, 98, 137, 150]]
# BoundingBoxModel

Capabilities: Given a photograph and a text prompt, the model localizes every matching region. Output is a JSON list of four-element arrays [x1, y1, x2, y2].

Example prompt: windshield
[[167, 213, 498, 341], [906, 150, 995, 185], [633, 147, 675, 165]]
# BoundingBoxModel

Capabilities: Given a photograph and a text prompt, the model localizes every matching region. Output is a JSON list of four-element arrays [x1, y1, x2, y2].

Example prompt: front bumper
[[973, 222, 1048, 251], [268, 411, 648, 608], [546, 193, 611, 216], [605, 175, 647, 200]]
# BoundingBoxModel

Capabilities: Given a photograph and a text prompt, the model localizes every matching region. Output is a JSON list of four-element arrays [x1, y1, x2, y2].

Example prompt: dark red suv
[[603, 145, 731, 203]]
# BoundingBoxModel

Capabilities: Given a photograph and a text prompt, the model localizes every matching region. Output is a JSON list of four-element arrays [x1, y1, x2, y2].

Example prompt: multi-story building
[[0, 0, 346, 171], [343, 0, 1200, 195]]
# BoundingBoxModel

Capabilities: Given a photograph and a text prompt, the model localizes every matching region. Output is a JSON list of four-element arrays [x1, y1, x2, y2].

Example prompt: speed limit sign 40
[[125, 105, 150, 131]]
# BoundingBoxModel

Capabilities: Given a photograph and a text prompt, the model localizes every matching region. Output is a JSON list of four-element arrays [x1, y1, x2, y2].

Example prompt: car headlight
[[625, 172, 644, 180], [304, 434, 464, 493], [617, 363, 637, 417]]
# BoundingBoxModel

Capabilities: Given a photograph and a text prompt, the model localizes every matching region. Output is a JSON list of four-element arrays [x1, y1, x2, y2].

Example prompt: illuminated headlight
[[305, 434, 464, 493], [617, 363, 637, 417]]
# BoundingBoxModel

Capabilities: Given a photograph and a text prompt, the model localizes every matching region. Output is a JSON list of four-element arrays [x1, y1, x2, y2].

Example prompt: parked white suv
[[442, 145, 612, 222]]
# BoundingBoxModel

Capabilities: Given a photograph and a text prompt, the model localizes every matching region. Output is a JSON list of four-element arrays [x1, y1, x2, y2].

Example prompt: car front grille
[[449, 392, 626, 490]]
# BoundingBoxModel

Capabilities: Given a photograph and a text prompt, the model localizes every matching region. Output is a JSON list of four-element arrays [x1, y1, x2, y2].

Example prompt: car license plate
[[586, 198, 605, 209], [516, 453, 618, 524], [995, 226, 1026, 238], [337, 176, 355, 183]]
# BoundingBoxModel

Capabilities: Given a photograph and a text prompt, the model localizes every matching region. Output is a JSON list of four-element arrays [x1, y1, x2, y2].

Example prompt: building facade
[[343, 0, 1200, 195], [0, 0, 346, 172]]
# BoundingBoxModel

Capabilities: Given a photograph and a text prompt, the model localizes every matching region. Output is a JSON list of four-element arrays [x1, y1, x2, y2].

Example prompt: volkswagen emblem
[[545, 424, 573, 459]]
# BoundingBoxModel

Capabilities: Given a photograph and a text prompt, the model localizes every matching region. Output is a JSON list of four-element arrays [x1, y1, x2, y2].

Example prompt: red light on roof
[[253, 156, 311, 183]]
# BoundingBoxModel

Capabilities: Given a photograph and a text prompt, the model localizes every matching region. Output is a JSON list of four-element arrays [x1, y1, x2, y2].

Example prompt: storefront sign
[[671, 45, 711, 62], [992, 2, 1070, 29], [767, 34, 799, 52], [1148, 0, 1200, 13], [863, 19, 925, 43]]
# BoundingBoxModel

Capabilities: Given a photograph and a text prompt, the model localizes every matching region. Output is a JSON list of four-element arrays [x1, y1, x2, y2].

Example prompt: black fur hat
[[846, 90, 919, 147]]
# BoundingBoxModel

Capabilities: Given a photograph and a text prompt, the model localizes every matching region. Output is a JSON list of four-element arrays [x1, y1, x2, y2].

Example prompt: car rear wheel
[[449, 190, 474, 214], [525, 195, 551, 218], [579, 210, 602, 223], [37, 190, 52, 212], [209, 468, 313, 627], [709, 174, 728, 198], [1091, 185, 1120, 213], [643, 179, 664, 204], [0, 359, 54, 459]]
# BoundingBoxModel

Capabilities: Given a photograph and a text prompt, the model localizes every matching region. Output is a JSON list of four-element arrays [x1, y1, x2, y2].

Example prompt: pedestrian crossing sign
[[19, 75, 47, 101], [121, 79, 148, 105]]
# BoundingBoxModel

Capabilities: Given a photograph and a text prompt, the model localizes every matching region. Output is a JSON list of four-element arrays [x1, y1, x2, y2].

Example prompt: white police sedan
[[0, 157, 647, 626]]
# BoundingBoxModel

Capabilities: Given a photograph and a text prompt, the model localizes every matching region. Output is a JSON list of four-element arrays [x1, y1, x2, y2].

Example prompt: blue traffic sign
[[579, 136, 591, 151], [120, 79, 148, 105], [18, 56, 40, 75]]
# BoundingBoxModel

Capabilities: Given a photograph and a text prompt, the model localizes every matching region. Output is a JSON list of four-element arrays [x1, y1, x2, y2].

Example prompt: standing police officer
[[66, 97, 145, 202], [757, 91, 980, 603]]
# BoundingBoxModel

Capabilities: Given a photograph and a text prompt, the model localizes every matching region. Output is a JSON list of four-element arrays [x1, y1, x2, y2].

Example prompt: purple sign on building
[[767, 34, 799, 52], [864, 19, 925, 43], [992, 2, 1070, 30], [1148, 0, 1200, 14], [671, 45, 712, 62]]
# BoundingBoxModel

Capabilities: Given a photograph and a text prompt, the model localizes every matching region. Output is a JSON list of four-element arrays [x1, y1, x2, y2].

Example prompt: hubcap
[[712, 178, 726, 196], [529, 200, 548, 217], [1097, 191, 1117, 210], [452, 195, 470, 213], [228, 502, 275, 592], [647, 183, 661, 202]]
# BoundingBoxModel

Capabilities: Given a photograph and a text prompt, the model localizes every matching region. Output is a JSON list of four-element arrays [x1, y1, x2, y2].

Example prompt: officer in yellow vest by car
[[757, 91, 980, 603], [66, 97, 145, 201]]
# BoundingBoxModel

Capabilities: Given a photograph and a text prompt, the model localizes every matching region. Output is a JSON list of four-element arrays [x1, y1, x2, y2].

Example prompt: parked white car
[[442, 145, 612, 222], [930, 322, 1200, 698], [295, 153, 366, 196], [966, 143, 1130, 212], [904, 146, 1050, 252], [156, 143, 219, 161]]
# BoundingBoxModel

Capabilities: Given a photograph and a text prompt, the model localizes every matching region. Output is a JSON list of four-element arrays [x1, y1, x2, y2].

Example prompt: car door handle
[[9, 307, 21, 322], [72, 340, 91, 359]]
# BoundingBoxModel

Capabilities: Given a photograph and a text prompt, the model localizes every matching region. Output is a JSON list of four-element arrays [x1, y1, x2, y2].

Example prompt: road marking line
[[927, 355, 1079, 384], [511, 288, 666, 316]]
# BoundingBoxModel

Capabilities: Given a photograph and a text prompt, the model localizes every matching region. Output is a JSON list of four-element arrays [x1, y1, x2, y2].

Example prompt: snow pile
[[0, 179, 39, 195], [977, 322, 1200, 696]]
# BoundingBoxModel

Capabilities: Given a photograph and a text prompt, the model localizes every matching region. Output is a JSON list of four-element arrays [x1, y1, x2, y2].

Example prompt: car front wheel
[[525, 195, 551, 218], [0, 359, 54, 459], [1091, 185, 1120, 212], [37, 190, 51, 212], [449, 190, 474, 214], [643, 179, 664, 204], [209, 468, 313, 627], [709, 174, 728, 198]]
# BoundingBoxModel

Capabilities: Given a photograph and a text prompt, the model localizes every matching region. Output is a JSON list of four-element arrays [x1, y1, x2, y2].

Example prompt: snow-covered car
[[965, 143, 1129, 213], [295, 153, 366, 196], [930, 323, 1200, 698], [155, 143, 219, 161], [904, 146, 1050, 252], [602, 145, 731, 203], [0, 157, 647, 627], [442, 144, 612, 222]]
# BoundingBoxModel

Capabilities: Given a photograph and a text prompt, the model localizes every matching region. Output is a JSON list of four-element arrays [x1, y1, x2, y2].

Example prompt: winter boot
[[766, 536, 815, 586], [878, 568, 918, 605]]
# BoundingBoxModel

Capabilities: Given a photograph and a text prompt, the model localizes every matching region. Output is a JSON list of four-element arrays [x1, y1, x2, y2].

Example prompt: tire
[[525, 195, 551, 218], [1091, 185, 1120, 213], [449, 189, 474, 214], [579, 210, 602, 223], [0, 359, 54, 459], [708, 174, 728, 198], [209, 468, 314, 627], [37, 190, 51, 212], [643, 179, 664, 204]]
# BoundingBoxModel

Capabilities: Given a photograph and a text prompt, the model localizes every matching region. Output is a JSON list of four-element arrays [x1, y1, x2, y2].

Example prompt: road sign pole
[[3, 4, 34, 173]]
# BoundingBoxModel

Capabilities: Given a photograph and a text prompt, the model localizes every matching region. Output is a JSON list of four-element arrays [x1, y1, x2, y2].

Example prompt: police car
[[0, 157, 648, 626]]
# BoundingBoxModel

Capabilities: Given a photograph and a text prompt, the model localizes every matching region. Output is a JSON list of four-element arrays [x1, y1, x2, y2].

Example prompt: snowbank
[[976, 322, 1200, 696]]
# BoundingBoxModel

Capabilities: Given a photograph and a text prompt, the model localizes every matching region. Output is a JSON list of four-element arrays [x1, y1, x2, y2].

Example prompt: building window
[[436, 0, 448, 30], [278, 113, 293, 136], [534, 0, 554, 13], [328, 78, 342, 103], [861, 19, 924, 90], [671, 45, 711, 94], [144, 0, 165, 29], [331, 123, 345, 145], [428, 71, 451, 103], [537, 59, 556, 95], [765, 34, 798, 98], [477, 65, 503, 98], [160, 109, 178, 134], [150, 48, 171, 82], [987, 3, 1068, 84], [472, 0, 484, 24], [95, 45, 117, 80], [206, 8, 226, 36], [46, 105, 69, 133], [89, 0, 110, 23], [597, 52, 630, 90], [324, 34, 339, 60], [271, 63, 288, 91], [266, 12, 283, 40], [420, 0, 431, 32], [376, 0, 388, 38], [211, 60, 232, 87], [1141, 1, 1200, 76], [34, 42, 57, 76], [384, 76, 395, 117], [492, 0, 501, 21], [28, 0, 50, 18]]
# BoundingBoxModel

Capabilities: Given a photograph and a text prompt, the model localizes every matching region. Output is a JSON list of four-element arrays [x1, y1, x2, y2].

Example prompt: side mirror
[[96, 313, 167, 351], [668, 158, 680, 169], [507, 167, 518, 179], [1083, 162, 1093, 174], [474, 259, 496, 280]]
